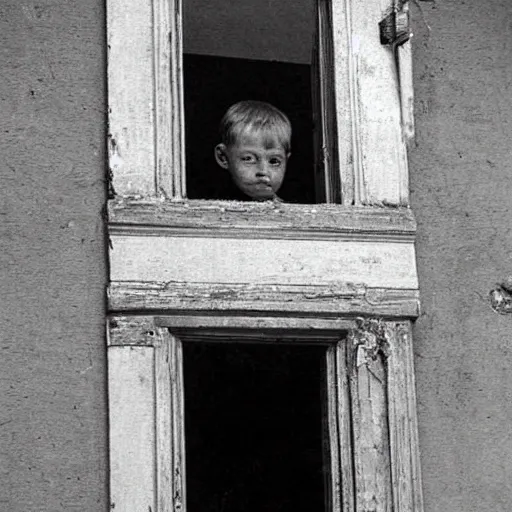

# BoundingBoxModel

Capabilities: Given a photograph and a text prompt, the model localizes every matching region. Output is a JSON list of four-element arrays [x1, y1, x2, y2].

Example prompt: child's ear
[[286, 152, 291, 160], [214, 144, 229, 169]]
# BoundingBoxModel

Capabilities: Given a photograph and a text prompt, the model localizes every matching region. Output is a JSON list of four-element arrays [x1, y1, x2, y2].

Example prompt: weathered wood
[[171, 334, 186, 512], [335, 341, 356, 512], [108, 321, 187, 512], [155, 330, 186, 512], [324, 344, 355, 512], [348, 319, 393, 512], [398, 40, 415, 144], [314, 0, 342, 203], [107, 0, 156, 196], [155, 331, 173, 512], [107, 314, 352, 344], [108, 198, 417, 241], [346, 318, 424, 512], [160, 316, 355, 338], [109, 233, 418, 290], [108, 281, 420, 318], [331, 0, 355, 205], [395, 0, 415, 145], [323, 347, 342, 512], [387, 321, 424, 512], [107, 315, 161, 346], [332, 0, 410, 206], [154, 0, 185, 198], [107, 0, 184, 198], [108, 346, 156, 512], [107, 315, 424, 512]]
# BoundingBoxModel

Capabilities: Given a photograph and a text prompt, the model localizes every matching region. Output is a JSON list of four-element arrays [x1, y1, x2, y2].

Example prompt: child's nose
[[256, 162, 271, 179]]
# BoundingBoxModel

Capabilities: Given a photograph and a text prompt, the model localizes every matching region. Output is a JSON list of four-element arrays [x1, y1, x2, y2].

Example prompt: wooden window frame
[[106, 0, 423, 511], [107, 0, 413, 205], [108, 316, 422, 512]]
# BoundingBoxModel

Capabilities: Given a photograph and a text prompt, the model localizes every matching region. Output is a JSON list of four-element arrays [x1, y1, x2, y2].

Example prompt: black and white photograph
[[2, 1, 512, 511]]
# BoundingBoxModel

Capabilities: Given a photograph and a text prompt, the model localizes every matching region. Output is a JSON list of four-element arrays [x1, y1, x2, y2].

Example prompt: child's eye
[[269, 158, 283, 166], [241, 155, 256, 163]]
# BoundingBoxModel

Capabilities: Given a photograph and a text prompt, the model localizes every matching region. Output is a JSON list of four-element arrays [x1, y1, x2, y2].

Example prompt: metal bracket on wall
[[379, 1, 414, 143]]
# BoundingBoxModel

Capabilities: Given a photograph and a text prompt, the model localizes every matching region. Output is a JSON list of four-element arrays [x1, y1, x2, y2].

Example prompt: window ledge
[[108, 197, 416, 242]]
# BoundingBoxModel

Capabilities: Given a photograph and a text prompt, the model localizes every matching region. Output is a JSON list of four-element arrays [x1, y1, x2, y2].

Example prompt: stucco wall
[[0, 1, 108, 510], [2, 0, 512, 511], [410, 0, 512, 510]]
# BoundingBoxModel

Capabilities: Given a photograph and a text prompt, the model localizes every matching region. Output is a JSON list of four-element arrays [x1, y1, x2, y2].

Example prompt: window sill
[[108, 197, 416, 242]]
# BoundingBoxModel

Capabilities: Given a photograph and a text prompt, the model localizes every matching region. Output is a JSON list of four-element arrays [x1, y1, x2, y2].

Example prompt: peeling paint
[[350, 317, 390, 368]]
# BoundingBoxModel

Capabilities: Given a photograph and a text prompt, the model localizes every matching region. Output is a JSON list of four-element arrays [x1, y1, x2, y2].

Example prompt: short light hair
[[219, 100, 292, 153]]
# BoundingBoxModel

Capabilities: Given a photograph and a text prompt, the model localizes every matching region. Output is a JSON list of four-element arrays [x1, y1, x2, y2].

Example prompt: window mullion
[[314, 0, 341, 204], [155, 328, 186, 512], [153, 0, 185, 199]]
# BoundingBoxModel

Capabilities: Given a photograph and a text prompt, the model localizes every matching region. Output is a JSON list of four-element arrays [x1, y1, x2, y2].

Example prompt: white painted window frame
[[106, 0, 423, 511], [107, 0, 414, 205]]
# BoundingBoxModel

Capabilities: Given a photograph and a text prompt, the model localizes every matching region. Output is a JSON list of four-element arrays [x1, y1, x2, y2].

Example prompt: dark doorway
[[183, 342, 326, 512], [183, 54, 316, 203]]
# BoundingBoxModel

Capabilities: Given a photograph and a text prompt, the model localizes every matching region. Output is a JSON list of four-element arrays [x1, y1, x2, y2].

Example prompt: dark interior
[[183, 54, 316, 203], [183, 341, 326, 512]]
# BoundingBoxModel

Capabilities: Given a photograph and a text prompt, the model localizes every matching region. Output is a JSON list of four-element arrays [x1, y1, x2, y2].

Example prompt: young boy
[[214, 100, 291, 201]]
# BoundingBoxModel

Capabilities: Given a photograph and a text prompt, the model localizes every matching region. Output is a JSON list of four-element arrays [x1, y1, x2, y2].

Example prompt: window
[[183, 0, 317, 203], [183, 342, 326, 512], [108, 0, 413, 205], [106, 0, 422, 511], [108, 317, 422, 512]]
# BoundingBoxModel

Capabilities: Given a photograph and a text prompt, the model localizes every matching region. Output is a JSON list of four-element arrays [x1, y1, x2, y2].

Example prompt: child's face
[[215, 129, 289, 200]]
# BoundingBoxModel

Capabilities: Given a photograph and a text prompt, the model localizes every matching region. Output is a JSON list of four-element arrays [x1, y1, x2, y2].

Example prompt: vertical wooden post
[[386, 321, 424, 512], [108, 345, 156, 511], [347, 318, 423, 512], [108, 0, 185, 198], [155, 328, 186, 512], [323, 345, 355, 512], [348, 319, 393, 512], [313, 0, 341, 204], [331, 0, 411, 206], [107, 317, 186, 512]]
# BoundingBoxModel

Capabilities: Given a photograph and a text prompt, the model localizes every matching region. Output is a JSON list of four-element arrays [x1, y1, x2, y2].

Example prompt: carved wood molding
[[109, 281, 420, 318]]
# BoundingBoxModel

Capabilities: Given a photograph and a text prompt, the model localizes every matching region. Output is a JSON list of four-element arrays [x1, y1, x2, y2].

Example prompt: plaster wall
[[0, 1, 108, 510], [410, 1, 512, 510], [2, 0, 512, 511]]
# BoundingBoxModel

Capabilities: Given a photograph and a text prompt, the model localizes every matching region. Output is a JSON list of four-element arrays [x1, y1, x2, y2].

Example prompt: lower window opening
[[183, 341, 327, 512]]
